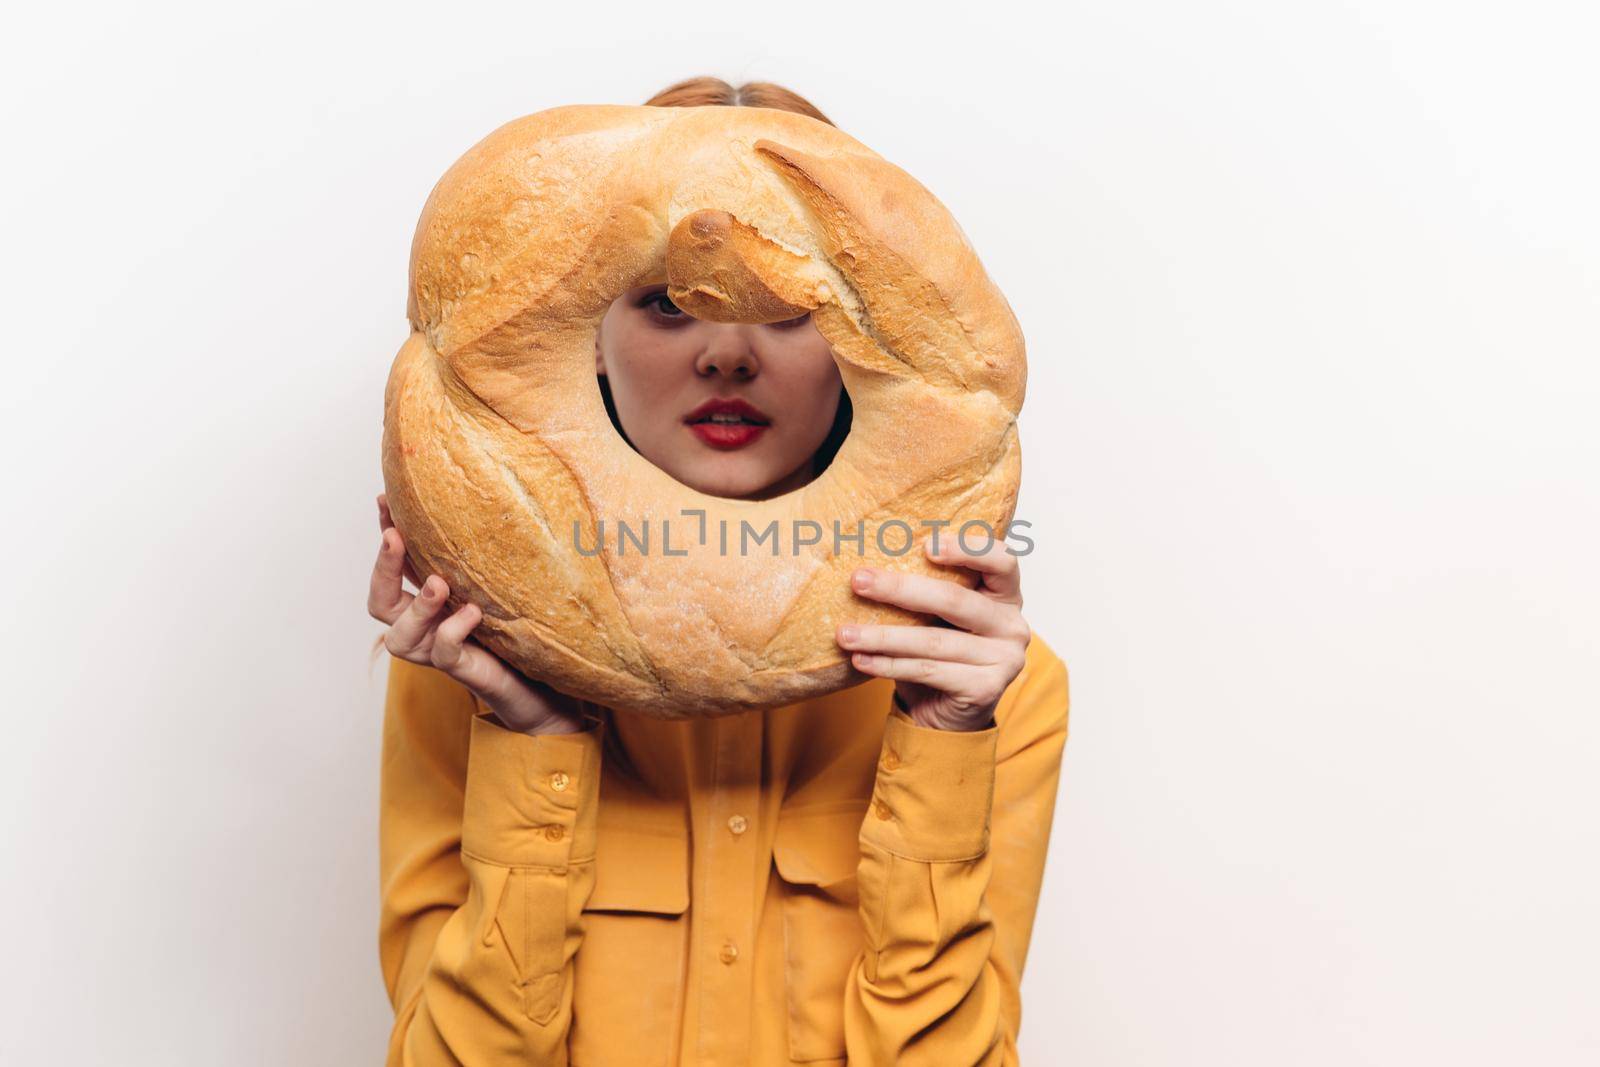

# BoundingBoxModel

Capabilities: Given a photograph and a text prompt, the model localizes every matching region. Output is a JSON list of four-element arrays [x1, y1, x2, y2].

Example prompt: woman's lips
[[683, 396, 770, 450], [687, 420, 768, 449]]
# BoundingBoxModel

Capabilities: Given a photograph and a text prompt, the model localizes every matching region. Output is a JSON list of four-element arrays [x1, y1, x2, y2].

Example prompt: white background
[[2, 1, 1596, 1063]]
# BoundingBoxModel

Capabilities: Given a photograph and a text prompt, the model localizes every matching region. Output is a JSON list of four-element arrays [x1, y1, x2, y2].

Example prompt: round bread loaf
[[381, 103, 1026, 719]]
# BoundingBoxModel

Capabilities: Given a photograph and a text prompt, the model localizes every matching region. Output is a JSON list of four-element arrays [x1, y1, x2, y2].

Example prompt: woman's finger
[[847, 652, 990, 698], [925, 534, 1023, 605], [836, 621, 1003, 667], [851, 566, 1019, 640], [432, 596, 481, 636], [384, 573, 450, 656], [369, 529, 415, 625], [428, 603, 504, 693], [376, 493, 422, 587]]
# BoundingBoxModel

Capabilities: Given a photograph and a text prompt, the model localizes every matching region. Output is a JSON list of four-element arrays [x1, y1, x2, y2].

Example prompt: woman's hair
[[642, 75, 835, 125], [598, 75, 854, 478]]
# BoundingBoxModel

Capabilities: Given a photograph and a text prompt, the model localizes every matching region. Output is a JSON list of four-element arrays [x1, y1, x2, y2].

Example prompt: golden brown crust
[[382, 103, 1027, 718]]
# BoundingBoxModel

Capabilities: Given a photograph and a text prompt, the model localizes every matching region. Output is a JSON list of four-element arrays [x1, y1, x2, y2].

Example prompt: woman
[[370, 76, 1070, 1067]]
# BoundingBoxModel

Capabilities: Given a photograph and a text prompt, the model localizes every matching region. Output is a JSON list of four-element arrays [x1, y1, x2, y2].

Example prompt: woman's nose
[[695, 326, 759, 380]]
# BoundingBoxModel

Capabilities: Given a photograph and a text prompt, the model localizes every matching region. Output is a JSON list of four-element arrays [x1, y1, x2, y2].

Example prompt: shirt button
[[544, 824, 565, 842], [873, 798, 892, 820], [549, 771, 570, 792], [727, 814, 748, 835], [881, 751, 901, 771], [718, 941, 739, 965]]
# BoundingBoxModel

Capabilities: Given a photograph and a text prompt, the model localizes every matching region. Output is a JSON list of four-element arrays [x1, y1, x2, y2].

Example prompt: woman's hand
[[369, 493, 588, 735], [835, 534, 1030, 732]]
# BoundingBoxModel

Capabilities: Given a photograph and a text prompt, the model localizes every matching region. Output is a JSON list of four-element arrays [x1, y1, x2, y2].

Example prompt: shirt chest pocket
[[569, 813, 691, 1067], [772, 799, 869, 1063]]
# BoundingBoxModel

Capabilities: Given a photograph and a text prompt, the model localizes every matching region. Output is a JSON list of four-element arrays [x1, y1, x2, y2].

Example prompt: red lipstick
[[683, 396, 771, 450]]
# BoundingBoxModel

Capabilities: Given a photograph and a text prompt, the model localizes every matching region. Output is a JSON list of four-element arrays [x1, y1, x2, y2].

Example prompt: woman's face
[[594, 283, 844, 501]]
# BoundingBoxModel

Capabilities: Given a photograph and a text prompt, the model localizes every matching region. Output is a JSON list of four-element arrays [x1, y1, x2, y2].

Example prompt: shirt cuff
[[860, 708, 999, 862], [460, 708, 604, 868]]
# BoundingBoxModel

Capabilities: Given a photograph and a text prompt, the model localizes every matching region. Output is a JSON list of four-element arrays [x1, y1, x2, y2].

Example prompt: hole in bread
[[592, 284, 852, 503]]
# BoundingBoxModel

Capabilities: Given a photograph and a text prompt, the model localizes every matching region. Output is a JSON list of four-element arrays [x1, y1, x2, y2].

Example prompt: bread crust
[[382, 104, 1026, 718]]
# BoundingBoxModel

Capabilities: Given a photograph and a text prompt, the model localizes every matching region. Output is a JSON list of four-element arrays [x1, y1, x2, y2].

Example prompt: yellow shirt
[[378, 632, 1070, 1066]]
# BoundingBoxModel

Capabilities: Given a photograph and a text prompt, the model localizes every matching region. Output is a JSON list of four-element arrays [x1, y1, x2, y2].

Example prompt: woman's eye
[[639, 290, 684, 320], [769, 312, 811, 329]]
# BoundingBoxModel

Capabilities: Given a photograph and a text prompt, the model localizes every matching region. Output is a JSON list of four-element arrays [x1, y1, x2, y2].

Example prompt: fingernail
[[853, 569, 872, 591], [840, 624, 860, 643]]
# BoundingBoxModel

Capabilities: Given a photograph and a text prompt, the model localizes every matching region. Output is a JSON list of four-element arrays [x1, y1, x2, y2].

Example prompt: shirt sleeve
[[378, 656, 605, 1065], [843, 642, 1071, 1066]]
